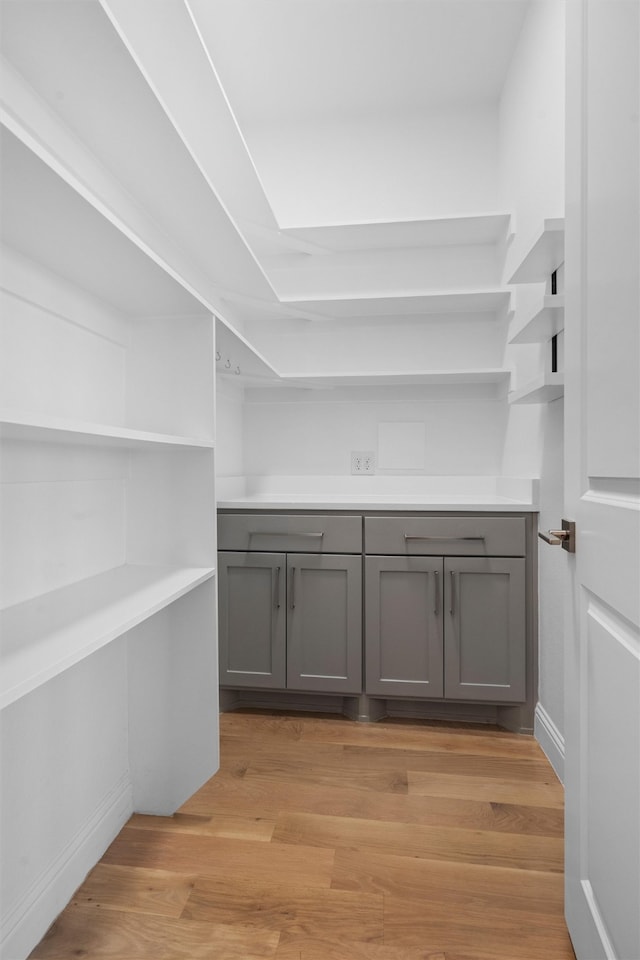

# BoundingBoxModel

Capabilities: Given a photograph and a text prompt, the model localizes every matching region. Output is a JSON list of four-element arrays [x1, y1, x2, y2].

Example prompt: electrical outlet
[[351, 450, 375, 474]]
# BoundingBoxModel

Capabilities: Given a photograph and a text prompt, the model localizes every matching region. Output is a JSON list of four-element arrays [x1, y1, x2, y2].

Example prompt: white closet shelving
[[0, 411, 215, 450], [0, 565, 214, 710], [278, 369, 511, 390], [280, 211, 512, 252], [212, 308, 512, 390], [212, 209, 514, 393], [508, 218, 565, 403], [1, 11, 223, 949], [278, 288, 511, 320], [509, 372, 565, 405], [0, 124, 217, 770], [508, 217, 565, 284], [509, 294, 565, 344], [0, 2, 277, 307]]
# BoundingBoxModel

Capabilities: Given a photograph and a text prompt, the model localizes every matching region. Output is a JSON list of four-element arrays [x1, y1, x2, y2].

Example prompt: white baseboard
[[1, 774, 133, 960], [534, 702, 565, 784]]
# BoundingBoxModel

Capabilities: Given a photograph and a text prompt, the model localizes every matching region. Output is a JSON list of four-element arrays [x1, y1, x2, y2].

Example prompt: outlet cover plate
[[351, 450, 375, 474]]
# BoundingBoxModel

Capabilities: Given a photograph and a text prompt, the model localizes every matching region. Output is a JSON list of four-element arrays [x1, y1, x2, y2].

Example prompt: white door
[[564, 2, 640, 958]]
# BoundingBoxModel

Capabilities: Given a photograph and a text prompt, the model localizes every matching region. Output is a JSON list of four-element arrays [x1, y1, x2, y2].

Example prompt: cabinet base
[[343, 695, 388, 723]]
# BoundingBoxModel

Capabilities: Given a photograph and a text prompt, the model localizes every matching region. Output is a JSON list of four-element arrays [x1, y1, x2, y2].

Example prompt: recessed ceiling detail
[[188, 0, 530, 125]]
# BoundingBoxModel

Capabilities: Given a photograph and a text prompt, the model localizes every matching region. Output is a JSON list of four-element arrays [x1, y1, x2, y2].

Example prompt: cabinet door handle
[[290, 566, 296, 609], [274, 566, 281, 609], [434, 569, 439, 615], [450, 570, 456, 614]]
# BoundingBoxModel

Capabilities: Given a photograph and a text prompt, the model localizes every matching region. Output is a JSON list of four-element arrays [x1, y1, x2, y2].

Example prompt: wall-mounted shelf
[[0, 125, 207, 318], [1, 11, 278, 306], [0, 564, 216, 710], [280, 369, 511, 390], [280, 212, 512, 253], [280, 289, 511, 320], [508, 218, 565, 284], [0, 412, 215, 450], [212, 314, 511, 393], [509, 295, 565, 344], [508, 372, 564, 404]]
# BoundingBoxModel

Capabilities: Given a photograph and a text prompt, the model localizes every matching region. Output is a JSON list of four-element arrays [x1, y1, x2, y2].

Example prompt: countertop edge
[[217, 498, 539, 512]]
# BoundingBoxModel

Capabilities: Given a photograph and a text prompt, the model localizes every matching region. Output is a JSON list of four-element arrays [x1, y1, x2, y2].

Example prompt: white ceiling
[[188, 0, 530, 126]]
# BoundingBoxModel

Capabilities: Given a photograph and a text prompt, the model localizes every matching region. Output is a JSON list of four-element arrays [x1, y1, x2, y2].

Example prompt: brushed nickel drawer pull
[[450, 570, 456, 614], [434, 569, 439, 616], [290, 566, 296, 609], [249, 531, 325, 539], [403, 535, 485, 542]]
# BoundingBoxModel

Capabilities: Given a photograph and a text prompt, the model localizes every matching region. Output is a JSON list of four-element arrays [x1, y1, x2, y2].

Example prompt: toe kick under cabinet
[[218, 510, 533, 715]]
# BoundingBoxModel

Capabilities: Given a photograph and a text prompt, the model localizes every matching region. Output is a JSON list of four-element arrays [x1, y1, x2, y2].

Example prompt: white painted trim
[[534, 701, 565, 783], [580, 880, 618, 960], [0, 774, 132, 960]]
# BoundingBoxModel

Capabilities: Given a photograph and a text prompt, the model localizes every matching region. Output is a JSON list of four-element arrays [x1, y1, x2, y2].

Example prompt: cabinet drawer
[[218, 513, 362, 553], [365, 516, 525, 557]]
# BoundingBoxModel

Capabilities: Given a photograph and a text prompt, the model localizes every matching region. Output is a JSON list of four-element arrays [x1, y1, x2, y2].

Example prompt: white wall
[[215, 378, 246, 500], [499, 0, 566, 769], [246, 315, 505, 375], [499, 1, 565, 279], [244, 388, 507, 478], [246, 106, 500, 226], [216, 379, 245, 477]]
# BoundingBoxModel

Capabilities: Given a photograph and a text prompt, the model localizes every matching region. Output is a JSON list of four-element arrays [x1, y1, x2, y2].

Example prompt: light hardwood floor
[[30, 710, 576, 959]]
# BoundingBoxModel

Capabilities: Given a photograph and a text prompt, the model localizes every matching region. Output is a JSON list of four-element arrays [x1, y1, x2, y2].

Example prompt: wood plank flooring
[[30, 710, 576, 960]]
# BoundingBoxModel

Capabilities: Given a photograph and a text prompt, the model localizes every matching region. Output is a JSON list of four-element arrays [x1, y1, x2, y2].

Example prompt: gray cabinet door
[[365, 556, 444, 697], [444, 557, 526, 702], [218, 552, 286, 688], [286, 554, 362, 694]]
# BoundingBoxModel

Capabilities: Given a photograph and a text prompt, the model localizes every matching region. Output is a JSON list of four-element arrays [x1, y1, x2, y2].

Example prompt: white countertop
[[216, 476, 539, 513]]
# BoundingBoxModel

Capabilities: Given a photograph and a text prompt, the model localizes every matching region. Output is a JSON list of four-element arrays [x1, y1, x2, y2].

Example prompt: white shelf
[[508, 218, 565, 284], [509, 372, 564, 404], [0, 411, 215, 449], [281, 289, 511, 320], [1, 21, 277, 308], [509, 295, 565, 344], [0, 126, 209, 319], [280, 369, 511, 389], [280, 212, 512, 253], [0, 564, 216, 710]]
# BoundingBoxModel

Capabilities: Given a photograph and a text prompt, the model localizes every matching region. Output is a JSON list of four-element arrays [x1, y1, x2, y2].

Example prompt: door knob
[[538, 519, 576, 553]]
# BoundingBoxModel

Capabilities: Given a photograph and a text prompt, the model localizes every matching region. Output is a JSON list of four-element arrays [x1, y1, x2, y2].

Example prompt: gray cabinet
[[218, 552, 286, 688], [365, 556, 444, 697], [365, 517, 527, 704], [287, 553, 362, 693], [218, 516, 362, 694], [219, 511, 529, 710], [444, 557, 526, 701]]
